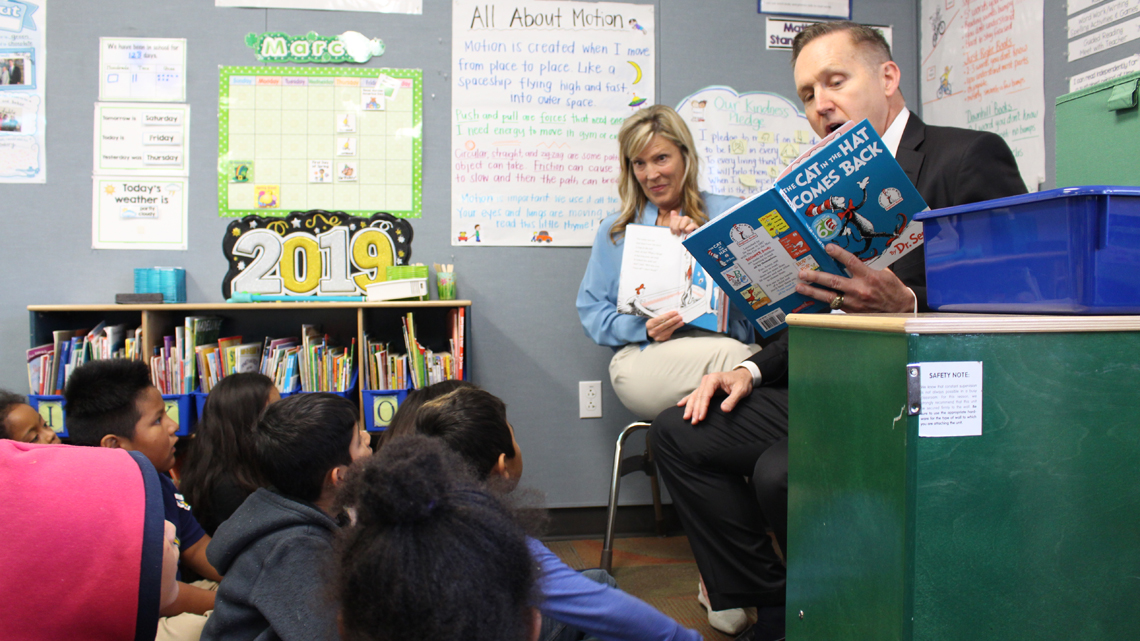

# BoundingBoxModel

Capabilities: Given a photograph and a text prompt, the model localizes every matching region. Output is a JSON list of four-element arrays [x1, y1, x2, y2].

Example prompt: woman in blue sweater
[[577, 105, 756, 419]]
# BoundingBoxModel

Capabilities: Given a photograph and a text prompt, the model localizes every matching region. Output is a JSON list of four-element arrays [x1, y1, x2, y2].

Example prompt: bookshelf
[[27, 301, 471, 433]]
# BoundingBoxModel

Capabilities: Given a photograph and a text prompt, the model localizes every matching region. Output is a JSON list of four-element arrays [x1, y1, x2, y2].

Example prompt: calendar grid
[[217, 66, 423, 218]]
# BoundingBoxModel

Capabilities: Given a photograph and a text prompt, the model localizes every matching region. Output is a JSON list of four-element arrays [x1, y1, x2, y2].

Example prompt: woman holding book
[[577, 105, 757, 420]]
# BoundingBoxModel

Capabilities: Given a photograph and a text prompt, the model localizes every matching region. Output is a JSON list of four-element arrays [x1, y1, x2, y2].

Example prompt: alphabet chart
[[217, 66, 423, 218]]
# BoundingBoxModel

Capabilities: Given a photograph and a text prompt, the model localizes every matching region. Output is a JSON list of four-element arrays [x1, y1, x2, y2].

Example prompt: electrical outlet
[[579, 380, 602, 418]]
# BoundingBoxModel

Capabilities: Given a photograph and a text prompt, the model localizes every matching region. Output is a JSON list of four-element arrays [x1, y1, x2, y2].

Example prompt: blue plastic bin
[[27, 393, 194, 438], [27, 394, 67, 438], [362, 388, 411, 432], [163, 394, 195, 436], [916, 186, 1140, 313]]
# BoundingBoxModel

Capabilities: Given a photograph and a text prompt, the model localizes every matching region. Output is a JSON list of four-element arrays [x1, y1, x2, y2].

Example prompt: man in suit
[[649, 21, 1026, 641]]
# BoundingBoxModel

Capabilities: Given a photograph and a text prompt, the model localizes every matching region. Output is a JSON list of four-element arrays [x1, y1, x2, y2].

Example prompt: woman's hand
[[647, 311, 684, 342], [665, 210, 698, 236]]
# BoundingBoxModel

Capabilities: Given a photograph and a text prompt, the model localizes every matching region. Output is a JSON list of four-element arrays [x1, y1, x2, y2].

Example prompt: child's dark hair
[[0, 389, 27, 438], [180, 373, 276, 526], [413, 386, 515, 479], [253, 392, 358, 502], [334, 435, 536, 641], [378, 379, 475, 448], [63, 359, 152, 447]]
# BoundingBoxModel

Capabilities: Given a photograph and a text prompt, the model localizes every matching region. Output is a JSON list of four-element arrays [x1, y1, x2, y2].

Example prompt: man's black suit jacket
[[748, 111, 1028, 386]]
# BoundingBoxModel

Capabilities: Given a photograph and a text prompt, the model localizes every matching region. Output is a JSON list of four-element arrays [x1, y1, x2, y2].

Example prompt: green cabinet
[[785, 314, 1140, 641], [1056, 71, 1140, 188]]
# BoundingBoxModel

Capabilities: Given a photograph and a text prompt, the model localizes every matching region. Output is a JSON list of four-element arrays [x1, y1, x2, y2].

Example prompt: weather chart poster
[[451, 0, 655, 246]]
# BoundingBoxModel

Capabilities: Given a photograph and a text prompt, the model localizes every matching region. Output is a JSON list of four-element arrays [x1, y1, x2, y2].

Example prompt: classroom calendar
[[217, 66, 423, 218]]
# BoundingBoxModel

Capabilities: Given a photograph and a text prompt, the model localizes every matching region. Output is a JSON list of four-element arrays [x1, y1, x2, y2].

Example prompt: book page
[[617, 225, 684, 317]]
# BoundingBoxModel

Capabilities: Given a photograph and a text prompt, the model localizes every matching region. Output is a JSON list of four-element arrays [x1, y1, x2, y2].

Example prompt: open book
[[617, 224, 728, 334], [683, 118, 928, 336]]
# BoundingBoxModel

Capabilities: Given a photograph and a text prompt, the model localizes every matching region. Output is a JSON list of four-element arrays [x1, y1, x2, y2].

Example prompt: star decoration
[[397, 235, 404, 242], [349, 224, 357, 231], [238, 260, 246, 270], [398, 250, 405, 258], [231, 228, 241, 237], [291, 218, 302, 228], [249, 220, 258, 228]]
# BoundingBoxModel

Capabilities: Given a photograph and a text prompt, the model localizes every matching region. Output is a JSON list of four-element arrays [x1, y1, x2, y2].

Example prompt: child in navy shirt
[[65, 359, 222, 619]]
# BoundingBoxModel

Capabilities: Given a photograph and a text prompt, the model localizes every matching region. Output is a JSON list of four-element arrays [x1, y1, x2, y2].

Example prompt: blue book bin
[[362, 388, 410, 432]]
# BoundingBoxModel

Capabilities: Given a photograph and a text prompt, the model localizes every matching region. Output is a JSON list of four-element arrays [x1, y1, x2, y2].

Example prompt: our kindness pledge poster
[[675, 86, 819, 200], [451, 0, 655, 246]]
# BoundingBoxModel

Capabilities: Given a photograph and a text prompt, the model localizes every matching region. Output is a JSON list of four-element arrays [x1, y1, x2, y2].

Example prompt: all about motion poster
[[451, 0, 655, 246]]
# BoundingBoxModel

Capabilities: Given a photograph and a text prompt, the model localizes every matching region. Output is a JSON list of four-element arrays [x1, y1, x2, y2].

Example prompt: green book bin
[[1055, 70, 1140, 188]]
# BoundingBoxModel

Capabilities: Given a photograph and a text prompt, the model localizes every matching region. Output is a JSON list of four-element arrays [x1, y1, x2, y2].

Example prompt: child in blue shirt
[[386, 383, 704, 641]]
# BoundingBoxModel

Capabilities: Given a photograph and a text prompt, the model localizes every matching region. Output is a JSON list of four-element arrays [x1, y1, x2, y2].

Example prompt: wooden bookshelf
[[27, 301, 471, 430]]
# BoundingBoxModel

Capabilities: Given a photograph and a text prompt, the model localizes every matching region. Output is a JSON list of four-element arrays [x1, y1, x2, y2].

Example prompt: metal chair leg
[[601, 421, 652, 573], [646, 440, 666, 537]]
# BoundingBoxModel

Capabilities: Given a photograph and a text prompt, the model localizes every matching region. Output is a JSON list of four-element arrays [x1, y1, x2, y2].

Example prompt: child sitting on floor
[[0, 389, 61, 444], [64, 359, 222, 632], [179, 372, 281, 536], [334, 434, 540, 641], [201, 392, 371, 641], [384, 383, 704, 641]]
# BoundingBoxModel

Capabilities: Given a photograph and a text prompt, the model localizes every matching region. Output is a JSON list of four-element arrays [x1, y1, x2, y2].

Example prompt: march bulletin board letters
[[218, 66, 423, 218], [221, 210, 413, 299]]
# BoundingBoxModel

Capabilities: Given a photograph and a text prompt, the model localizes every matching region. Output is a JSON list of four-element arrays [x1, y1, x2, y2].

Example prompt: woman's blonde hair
[[610, 105, 705, 242]]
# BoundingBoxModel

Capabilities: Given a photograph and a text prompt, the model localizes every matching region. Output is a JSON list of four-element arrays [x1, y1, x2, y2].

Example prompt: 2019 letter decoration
[[221, 210, 413, 299]]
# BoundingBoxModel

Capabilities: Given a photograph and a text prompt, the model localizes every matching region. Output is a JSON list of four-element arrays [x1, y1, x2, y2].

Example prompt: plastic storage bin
[[916, 186, 1140, 313], [362, 388, 410, 432], [27, 393, 196, 438], [27, 394, 67, 438], [162, 394, 195, 436]]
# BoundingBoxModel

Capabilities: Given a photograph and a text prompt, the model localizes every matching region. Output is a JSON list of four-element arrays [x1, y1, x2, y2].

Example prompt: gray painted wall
[[2, 0, 1088, 508]]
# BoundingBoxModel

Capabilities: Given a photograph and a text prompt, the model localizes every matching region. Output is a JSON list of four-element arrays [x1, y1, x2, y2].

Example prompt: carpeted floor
[[545, 536, 735, 640]]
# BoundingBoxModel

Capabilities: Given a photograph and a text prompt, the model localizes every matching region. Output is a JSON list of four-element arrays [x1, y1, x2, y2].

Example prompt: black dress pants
[[649, 386, 789, 611]]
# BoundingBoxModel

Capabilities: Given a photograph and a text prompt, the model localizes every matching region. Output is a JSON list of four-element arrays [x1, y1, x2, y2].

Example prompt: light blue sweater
[[576, 192, 751, 349], [529, 538, 702, 641]]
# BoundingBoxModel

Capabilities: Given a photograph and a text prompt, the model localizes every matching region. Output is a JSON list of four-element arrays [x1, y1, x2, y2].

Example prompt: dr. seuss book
[[683, 119, 928, 336], [617, 224, 728, 334]]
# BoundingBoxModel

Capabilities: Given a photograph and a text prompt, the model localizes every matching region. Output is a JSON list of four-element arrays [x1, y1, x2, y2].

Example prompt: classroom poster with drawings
[[675, 87, 819, 200], [215, 0, 421, 13], [0, 0, 46, 183], [451, 0, 655, 246], [920, 0, 1045, 191]]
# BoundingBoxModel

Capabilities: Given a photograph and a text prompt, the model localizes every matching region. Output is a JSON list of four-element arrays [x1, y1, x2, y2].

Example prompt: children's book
[[27, 344, 53, 395], [683, 119, 928, 337], [617, 224, 728, 333]]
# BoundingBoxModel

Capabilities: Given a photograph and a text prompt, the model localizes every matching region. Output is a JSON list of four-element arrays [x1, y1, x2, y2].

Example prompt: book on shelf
[[28, 323, 142, 395], [182, 316, 223, 394], [363, 310, 464, 392], [683, 118, 928, 336], [617, 224, 729, 334]]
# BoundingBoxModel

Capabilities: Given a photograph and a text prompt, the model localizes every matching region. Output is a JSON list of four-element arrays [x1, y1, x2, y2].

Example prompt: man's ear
[[100, 433, 123, 449], [881, 60, 902, 98], [490, 452, 509, 480]]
